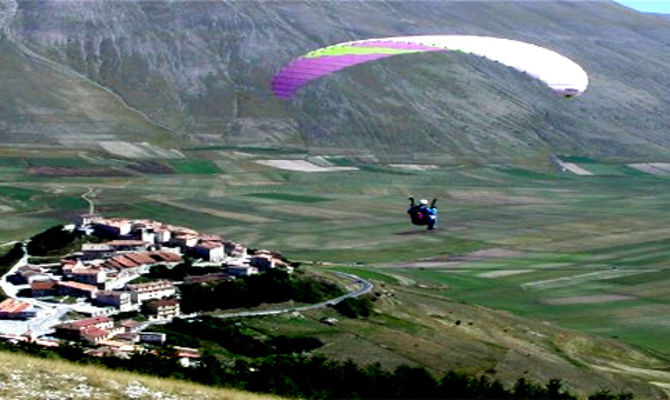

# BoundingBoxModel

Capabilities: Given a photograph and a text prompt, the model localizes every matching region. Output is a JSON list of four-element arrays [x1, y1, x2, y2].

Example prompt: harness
[[408, 206, 433, 225]]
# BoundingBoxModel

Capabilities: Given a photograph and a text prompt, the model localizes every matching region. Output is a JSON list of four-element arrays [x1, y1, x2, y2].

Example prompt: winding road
[[0, 242, 73, 337], [211, 272, 374, 320], [81, 187, 95, 215]]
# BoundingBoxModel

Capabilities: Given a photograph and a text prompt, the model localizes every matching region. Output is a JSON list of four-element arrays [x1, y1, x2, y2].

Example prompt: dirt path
[[81, 187, 95, 215]]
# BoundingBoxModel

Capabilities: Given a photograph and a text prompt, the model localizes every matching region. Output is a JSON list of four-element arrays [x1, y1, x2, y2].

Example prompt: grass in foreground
[[0, 350, 282, 400]]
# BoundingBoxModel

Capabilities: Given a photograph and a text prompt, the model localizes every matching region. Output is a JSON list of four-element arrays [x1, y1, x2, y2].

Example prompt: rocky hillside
[[2, 0, 670, 163]]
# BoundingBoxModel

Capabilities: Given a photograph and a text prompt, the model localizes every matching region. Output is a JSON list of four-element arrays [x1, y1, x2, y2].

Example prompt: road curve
[[81, 187, 95, 215], [210, 272, 374, 320]]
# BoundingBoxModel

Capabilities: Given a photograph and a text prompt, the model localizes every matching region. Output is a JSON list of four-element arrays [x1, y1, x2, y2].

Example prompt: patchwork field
[[4, 148, 670, 396]]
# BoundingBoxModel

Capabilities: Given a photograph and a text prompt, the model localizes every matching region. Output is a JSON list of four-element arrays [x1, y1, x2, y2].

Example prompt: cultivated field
[[4, 148, 670, 396]]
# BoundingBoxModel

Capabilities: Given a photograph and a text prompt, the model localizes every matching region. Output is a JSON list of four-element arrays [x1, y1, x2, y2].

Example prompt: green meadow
[[167, 159, 221, 174]]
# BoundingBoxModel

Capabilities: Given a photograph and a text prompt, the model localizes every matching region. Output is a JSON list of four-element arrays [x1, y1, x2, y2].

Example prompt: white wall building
[[126, 281, 176, 303], [95, 291, 135, 312], [190, 242, 225, 262]]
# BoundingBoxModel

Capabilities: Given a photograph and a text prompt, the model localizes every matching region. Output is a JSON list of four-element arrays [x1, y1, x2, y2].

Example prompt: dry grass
[[0, 351, 282, 400]]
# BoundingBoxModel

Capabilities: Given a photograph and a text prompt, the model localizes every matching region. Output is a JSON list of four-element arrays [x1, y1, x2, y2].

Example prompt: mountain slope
[[3, 1, 670, 163], [0, 1, 173, 148]]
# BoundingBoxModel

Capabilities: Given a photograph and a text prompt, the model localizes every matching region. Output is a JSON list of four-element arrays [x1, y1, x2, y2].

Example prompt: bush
[[332, 297, 373, 318], [0, 243, 23, 269], [180, 269, 343, 313], [27, 226, 79, 256], [154, 317, 324, 357]]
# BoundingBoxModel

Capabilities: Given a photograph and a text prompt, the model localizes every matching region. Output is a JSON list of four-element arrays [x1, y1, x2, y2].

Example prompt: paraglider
[[272, 35, 589, 98], [408, 197, 438, 230]]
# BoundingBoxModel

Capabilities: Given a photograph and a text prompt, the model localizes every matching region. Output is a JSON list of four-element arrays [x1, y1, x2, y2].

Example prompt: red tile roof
[[147, 299, 179, 308], [72, 316, 111, 328], [124, 253, 156, 265], [0, 299, 30, 314], [195, 241, 223, 250], [103, 260, 123, 270], [106, 251, 179, 270], [81, 327, 109, 339], [58, 281, 98, 293], [150, 252, 181, 262], [71, 268, 102, 276], [31, 281, 57, 291], [113, 256, 140, 268]]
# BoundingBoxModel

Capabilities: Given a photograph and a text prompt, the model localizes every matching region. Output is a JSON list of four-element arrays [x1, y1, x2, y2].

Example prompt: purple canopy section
[[272, 41, 444, 99], [272, 54, 391, 99]]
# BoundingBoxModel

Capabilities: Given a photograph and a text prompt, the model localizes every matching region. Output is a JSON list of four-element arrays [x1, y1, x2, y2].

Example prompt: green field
[[0, 157, 28, 168], [244, 192, 330, 203], [168, 159, 221, 174], [4, 150, 670, 396], [26, 157, 95, 168]]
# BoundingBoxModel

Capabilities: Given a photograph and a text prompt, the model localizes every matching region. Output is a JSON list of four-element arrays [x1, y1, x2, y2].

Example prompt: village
[[0, 214, 297, 365]]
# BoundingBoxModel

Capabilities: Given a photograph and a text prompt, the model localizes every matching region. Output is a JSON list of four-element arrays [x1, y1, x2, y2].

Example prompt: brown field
[[28, 166, 129, 177]]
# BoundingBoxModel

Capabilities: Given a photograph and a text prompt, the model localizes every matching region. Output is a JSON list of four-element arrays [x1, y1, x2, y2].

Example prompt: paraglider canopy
[[272, 35, 589, 99]]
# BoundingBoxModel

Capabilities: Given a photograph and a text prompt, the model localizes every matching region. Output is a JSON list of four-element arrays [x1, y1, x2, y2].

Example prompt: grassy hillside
[[0, 1, 669, 163], [0, 350, 281, 400], [0, 37, 174, 148]]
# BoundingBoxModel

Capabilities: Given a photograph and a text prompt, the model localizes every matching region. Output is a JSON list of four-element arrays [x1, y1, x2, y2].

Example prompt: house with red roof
[[31, 280, 58, 297], [0, 299, 35, 320], [190, 241, 225, 262], [55, 316, 123, 343], [58, 281, 99, 299]]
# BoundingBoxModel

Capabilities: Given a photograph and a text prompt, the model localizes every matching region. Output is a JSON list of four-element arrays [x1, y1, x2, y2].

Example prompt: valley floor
[[3, 148, 670, 397]]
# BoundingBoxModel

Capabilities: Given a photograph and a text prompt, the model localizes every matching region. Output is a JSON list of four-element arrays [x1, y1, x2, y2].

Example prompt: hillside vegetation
[[0, 349, 281, 400], [1, 1, 670, 163]]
